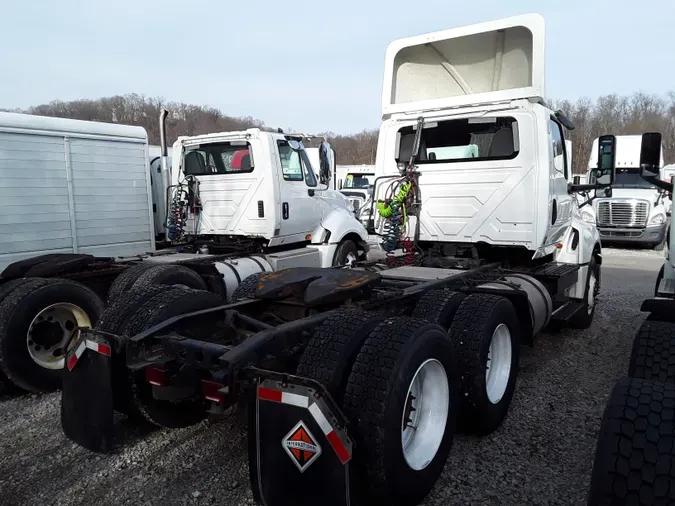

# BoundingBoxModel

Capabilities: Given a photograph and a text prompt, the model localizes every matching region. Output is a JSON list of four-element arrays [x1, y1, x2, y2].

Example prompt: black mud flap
[[61, 329, 115, 453], [249, 375, 354, 506]]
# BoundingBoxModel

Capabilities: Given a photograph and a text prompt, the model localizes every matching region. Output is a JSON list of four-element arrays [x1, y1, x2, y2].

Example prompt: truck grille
[[597, 200, 648, 227], [349, 198, 363, 213]]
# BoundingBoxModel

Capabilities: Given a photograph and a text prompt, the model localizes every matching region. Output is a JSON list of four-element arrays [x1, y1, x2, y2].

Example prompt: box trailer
[[0, 112, 155, 270]]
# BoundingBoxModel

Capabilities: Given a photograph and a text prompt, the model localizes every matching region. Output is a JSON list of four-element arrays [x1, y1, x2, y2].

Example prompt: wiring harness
[[166, 176, 201, 243], [375, 118, 426, 267]]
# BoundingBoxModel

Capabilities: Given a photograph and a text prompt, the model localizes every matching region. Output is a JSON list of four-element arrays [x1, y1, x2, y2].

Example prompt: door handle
[[282, 202, 289, 220]]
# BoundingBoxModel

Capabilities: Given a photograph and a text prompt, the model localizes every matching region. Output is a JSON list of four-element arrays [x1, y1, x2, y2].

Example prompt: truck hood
[[605, 188, 660, 201]]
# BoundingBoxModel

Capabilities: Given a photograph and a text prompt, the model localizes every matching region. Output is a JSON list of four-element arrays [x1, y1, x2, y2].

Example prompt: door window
[[548, 119, 568, 179], [277, 140, 317, 187]]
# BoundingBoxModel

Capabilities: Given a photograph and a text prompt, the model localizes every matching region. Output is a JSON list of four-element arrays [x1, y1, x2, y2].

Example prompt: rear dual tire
[[448, 293, 521, 435], [97, 285, 223, 427], [297, 310, 459, 506]]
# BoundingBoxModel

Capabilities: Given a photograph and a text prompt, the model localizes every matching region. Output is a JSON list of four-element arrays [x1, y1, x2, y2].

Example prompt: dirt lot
[[0, 247, 663, 506]]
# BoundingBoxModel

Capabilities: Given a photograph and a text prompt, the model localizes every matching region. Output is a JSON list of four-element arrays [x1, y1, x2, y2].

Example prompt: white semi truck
[[336, 164, 376, 224], [0, 112, 368, 394], [580, 135, 669, 249], [59, 13, 617, 506]]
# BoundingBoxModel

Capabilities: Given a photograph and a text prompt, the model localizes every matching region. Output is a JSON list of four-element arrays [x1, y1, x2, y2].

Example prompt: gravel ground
[[0, 247, 664, 506]]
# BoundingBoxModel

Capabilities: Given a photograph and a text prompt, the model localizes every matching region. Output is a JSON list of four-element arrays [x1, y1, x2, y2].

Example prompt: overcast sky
[[1, 0, 673, 133]]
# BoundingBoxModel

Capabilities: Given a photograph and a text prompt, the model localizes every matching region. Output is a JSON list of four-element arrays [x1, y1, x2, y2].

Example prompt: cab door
[[274, 140, 323, 243], [547, 117, 574, 244]]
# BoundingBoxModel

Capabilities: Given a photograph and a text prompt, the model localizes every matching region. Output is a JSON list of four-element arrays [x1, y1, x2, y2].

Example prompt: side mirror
[[573, 175, 581, 185], [593, 135, 616, 187], [639, 132, 662, 178], [318, 141, 333, 185], [337, 179, 343, 190]]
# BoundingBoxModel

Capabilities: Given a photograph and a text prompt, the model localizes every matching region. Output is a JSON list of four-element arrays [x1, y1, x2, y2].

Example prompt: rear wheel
[[343, 316, 459, 506], [587, 377, 675, 506], [121, 287, 223, 428], [0, 278, 104, 392], [568, 257, 600, 329], [448, 293, 520, 435], [332, 239, 359, 267], [296, 308, 386, 404], [0, 278, 37, 394], [106, 263, 154, 302], [230, 271, 268, 301], [412, 289, 466, 330], [95, 284, 172, 416]]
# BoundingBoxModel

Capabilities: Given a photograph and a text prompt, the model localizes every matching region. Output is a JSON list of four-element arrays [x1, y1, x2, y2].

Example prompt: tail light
[[145, 367, 168, 387], [201, 380, 227, 403]]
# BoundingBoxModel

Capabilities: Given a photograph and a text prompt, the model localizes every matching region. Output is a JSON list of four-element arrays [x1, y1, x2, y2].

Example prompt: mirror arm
[[569, 183, 606, 193], [579, 197, 594, 209]]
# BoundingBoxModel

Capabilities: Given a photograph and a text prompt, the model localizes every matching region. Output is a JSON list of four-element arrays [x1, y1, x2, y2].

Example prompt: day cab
[[169, 129, 369, 267], [370, 13, 612, 303]]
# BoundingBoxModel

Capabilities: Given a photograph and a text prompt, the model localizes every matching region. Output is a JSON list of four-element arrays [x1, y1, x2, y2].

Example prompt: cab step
[[550, 300, 585, 323]]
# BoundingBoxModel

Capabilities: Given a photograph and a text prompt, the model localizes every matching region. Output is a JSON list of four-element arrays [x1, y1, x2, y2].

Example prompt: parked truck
[[0, 112, 368, 394], [59, 13, 616, 506], [336, 164, 376, 224], [587, 133, 675, 506], [580, 135, 669, 249]]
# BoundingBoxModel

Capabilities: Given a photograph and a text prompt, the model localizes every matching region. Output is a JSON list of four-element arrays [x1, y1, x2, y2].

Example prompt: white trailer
[[0, 112, 155, 270]]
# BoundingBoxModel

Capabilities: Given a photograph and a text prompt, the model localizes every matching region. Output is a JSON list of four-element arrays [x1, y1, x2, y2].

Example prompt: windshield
[[597, 168, 656, 189], [344, 174, 374, 189], [183, 141, 253, 175], [396, 117, 518, 164]]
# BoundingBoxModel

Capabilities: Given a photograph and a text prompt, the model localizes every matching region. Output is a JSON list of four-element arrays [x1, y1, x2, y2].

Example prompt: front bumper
[[598, 223, 667, 245]]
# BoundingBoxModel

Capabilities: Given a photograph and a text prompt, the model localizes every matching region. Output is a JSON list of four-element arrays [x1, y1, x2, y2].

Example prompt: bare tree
[[5, 91, 674, 167]]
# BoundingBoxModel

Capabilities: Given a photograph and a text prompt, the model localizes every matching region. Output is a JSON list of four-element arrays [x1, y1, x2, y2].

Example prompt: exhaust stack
[[159, 109, 171, 238]]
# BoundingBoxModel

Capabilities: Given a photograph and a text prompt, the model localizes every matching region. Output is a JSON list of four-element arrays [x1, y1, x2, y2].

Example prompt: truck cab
[[371, 13, 603, 300], [583, 135, 668, 249], [336, 165, 376, 224], [168, 128, 368, 265]]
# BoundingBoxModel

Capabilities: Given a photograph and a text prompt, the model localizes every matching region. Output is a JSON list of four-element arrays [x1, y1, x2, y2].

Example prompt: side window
[[277, 140, 304, 181], [548, 119, 567, 178], [299, 150, 318, 187]]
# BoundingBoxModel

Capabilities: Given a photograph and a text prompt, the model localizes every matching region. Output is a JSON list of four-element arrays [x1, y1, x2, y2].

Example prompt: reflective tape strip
[[66, 340, 86, 371], [257, 386, 282, 403], [257, 386, 308, 408], [85, 340, 111, 357], [308, 402, 332, 435], [281, 392, 309, 408], [309, 402, 351, 464]]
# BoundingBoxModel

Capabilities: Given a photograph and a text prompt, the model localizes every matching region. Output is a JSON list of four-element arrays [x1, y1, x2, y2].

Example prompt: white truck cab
[[371, 13, 602, 298], [168, 128, 368, 267], [583, 135, 668, 249], [336, 165, 376, 224]]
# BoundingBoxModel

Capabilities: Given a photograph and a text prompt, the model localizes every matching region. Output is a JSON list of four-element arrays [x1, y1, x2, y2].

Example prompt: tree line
[[4, 91, 674, 171]]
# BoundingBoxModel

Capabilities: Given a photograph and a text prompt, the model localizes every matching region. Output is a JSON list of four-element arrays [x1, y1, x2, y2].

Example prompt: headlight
[[582, 211, 595, 224], [649, 214, 666, 226]]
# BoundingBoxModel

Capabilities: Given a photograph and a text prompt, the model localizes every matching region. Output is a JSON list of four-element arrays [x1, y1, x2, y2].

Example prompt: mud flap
[[249, 375, 354, 506], [61, 329, 115, 453]]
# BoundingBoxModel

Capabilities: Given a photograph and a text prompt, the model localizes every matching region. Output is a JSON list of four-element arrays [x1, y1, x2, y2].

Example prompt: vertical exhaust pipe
[[159, 109, 171, 238], [159, 108, 170, 184]]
